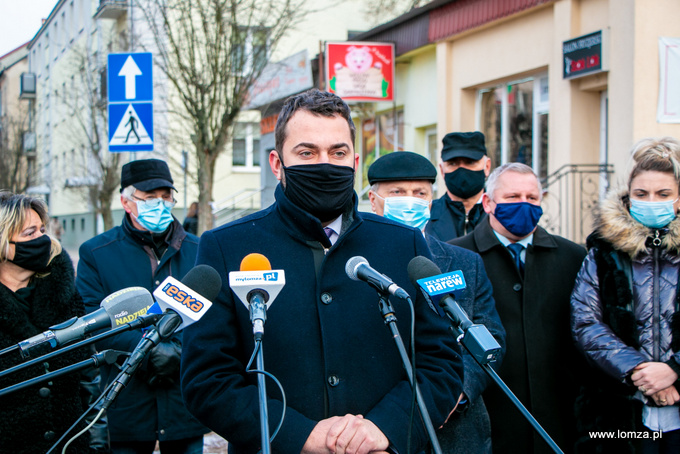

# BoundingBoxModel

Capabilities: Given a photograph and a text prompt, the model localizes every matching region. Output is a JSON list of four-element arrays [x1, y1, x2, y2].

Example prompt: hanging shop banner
[[658, 37, 680, 123], [562, 30, 607, 80], [325, 42, 395, 101], [245, 49, 313, 109]]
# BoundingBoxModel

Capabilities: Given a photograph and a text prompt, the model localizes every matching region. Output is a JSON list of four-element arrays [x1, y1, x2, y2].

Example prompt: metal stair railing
[[539, 163, 614, 244], [212, 188, 264, 227]]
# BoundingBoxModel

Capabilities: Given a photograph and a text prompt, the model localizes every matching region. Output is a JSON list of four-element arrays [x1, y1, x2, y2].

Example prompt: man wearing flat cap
[[76, 158, 207, 453], [368, 151, 506, 454], [425, 131, 491, 242]]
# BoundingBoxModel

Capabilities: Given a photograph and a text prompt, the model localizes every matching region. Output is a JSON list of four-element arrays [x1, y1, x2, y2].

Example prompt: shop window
[[361, 109, 404, 188], [232, 122, 260, 167], [478, 75, 549, 180]]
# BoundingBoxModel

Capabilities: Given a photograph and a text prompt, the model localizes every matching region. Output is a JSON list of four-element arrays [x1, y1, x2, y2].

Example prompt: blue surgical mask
[[133, 199, 174, 233], [377, 195, 431, 230], [493, 201, 543, 237], [629, 198, 678, 229]]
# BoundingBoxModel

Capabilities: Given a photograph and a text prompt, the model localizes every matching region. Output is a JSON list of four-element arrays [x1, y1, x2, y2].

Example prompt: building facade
[[0, 43, 34, 194], [23, 0, 378, 252], [349, 0, 680, 243]]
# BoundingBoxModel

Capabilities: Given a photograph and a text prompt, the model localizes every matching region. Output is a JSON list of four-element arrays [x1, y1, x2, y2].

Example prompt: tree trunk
[[100, 196, 115, 232], [197, 149, 217, 235]]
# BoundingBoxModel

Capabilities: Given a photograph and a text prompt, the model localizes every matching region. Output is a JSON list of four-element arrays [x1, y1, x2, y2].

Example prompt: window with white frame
[[230, 27, 269, 75], [477, 74, 549, 180], [232, 122, 260, 168], [425, 128, 438, 165]]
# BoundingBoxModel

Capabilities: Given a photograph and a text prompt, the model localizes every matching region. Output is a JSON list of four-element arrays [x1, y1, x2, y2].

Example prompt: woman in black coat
[[0, 192, 91, 453]]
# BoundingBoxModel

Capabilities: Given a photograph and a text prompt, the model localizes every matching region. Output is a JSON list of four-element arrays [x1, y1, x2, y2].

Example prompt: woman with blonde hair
[[0, 191, 90, 453], [572, 137, 680, 453]]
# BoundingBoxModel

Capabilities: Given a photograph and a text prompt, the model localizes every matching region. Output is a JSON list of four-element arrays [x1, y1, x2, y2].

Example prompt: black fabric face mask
[[9, 234, 52, 272], [444, 167, 486, 199], [282, 163, 355, 222]]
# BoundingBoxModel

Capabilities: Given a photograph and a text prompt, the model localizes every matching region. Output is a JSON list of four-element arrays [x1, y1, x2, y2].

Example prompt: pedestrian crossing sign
[[108, 103, 154, 152]]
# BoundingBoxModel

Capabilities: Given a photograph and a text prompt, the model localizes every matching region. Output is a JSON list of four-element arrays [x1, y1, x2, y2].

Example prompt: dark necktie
[[507, 242, 524, 276]]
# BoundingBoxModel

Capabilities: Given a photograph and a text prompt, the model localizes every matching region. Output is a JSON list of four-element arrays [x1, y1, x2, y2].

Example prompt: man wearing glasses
[[76, 159, 207, 454]]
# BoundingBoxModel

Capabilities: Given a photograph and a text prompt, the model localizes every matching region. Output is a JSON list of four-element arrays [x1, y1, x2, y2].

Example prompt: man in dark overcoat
[[76, 159, 207, 453], [367, 151, 506, 454], [180, 89, 464, 454], [450, 162, 586, 454]]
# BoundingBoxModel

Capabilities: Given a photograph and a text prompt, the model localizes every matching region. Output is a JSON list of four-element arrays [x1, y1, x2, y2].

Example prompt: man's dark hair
[[275, 89, 356, 154]]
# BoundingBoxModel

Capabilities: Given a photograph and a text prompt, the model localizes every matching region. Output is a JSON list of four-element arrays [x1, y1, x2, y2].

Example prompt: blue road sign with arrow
[[108, 52, 154, 152]]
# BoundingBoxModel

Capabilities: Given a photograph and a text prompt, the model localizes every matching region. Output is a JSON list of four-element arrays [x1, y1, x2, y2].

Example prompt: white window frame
[[232, 122, 261, 169]]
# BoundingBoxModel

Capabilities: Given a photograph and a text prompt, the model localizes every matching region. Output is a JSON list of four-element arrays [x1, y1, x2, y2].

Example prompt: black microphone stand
[[0, 350, 128, 397], [249, 293, 271, 454], [376, 293, 443, 454], [442, 306, 564, 454], [101, 313, 181, 411], [0, 313, 161, 379]]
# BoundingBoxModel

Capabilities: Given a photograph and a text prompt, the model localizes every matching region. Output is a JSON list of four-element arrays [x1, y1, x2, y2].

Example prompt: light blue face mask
[[134, 198, 174, 233], [378, 195, 431, 230], [629, 198, 678, 229]]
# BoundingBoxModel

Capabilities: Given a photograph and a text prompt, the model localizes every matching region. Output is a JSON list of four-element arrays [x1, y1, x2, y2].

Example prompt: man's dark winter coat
[[425, 194, 486, 242], [76, 217, 206, 442], [181, 185, 464, 454], [426, 235, 506, 454], [451, 218, 586, 454]]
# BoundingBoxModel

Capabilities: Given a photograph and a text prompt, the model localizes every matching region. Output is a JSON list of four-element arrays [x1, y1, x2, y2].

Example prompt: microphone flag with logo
[[18, 287, 155, 358], [228, 253, 286, 339]]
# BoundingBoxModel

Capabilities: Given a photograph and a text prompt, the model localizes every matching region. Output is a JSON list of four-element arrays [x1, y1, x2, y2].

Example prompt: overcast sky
[[0, 0, 59, 57]]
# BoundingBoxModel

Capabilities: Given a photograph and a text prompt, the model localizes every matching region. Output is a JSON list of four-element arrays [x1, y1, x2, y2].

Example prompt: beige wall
[[435, 0, 680, 185]]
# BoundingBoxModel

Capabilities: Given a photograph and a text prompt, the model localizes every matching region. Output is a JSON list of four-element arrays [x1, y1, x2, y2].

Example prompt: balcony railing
[[94, 0, 128, 20]]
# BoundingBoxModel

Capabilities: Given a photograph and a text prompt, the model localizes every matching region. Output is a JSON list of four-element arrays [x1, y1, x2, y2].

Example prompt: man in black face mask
[[425, 131, 491, 242], [180, 89, 464, 454]]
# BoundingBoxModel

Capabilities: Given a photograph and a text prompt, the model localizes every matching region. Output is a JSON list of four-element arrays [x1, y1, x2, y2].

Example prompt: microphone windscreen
[[407, 256, 442, 288], [345, 256, 368, 281], [101, 287, 155, 324], [240, 253, 272, 271], [181, 264, 222, 302]]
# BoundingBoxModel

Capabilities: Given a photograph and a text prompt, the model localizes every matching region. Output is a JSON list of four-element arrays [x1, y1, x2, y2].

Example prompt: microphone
[[17, 287, 155, 358], [228, 253, 286, 340], [345, 256, 410, 300], [103, 265, 221, 409], [407, 256, 502, 365], [152, 264, 221, 331]]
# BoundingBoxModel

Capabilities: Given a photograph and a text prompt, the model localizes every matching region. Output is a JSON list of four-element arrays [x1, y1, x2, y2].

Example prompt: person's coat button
[[320, 293, 333, 305], [328, 375, 340, 386], [513, 283, 522, 292]]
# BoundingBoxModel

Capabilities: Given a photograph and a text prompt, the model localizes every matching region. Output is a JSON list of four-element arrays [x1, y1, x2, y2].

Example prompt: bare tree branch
[[138, 0, 308, 233]]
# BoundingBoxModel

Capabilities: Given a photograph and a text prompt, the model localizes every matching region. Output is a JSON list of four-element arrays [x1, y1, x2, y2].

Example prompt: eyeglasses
[[130, 194, 176, 209]]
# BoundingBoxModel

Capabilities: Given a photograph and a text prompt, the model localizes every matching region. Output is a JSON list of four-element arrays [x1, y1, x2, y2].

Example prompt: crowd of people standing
[[0, 88, 679, 454]]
